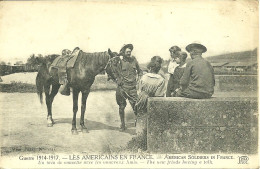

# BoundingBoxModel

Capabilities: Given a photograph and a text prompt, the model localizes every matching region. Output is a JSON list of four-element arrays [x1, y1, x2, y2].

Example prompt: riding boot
[[119, 108, 126, 131]]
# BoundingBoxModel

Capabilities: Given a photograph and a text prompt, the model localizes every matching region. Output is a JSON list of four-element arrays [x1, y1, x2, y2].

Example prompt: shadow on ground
[[54, 118, 136, 135]]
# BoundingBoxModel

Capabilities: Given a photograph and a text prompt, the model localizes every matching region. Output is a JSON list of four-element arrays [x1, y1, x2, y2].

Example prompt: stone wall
[[147, 97, 258, 154], [215, 75, 257, 92]]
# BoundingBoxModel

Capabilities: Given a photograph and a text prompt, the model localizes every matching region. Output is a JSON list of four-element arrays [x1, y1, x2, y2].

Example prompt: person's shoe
[[119, 124, 127, 131]]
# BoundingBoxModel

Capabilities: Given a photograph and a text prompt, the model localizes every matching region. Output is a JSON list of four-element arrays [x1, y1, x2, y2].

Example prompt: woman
[[170, 51, 187, 96], [135, 56, 166, 116]]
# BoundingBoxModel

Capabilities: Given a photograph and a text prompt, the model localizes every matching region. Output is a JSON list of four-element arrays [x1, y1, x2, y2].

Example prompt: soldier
[[116, 44, 142, 131], [177, 43, 215, 99]]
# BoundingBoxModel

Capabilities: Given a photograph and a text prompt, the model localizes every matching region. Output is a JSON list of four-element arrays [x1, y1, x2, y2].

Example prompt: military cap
[[186, 43, 207, 53]]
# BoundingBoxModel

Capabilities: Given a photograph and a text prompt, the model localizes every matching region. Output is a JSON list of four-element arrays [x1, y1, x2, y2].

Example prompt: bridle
[[104, 54, 112, 70], [104, 55, 121, 83], [104, 54, 137, 101]]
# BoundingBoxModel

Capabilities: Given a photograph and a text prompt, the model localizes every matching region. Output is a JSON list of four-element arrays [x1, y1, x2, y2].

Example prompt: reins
[[104, 53, 112, 70], [104, 55, 138, 101]]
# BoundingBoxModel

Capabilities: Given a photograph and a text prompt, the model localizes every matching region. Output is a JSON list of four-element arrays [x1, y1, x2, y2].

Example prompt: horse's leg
[[71, 88, 80, 135], [80, 89, 90, 133], [46, 84, 60, 127], [48, 84, 60, 125], [45, 83, 52, 127]]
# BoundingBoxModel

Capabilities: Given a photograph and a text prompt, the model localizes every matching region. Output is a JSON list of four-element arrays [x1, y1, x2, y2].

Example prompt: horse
[[36, 48, 117, 134]]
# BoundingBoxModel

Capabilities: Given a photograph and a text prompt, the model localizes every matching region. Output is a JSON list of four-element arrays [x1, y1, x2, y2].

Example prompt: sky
[[0, 0, 258, 64]]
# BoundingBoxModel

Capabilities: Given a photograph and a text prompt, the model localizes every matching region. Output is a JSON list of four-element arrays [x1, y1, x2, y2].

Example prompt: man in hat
[[116, 44, 142, 131], [166, 45, 181, 97], [177, 43, 215, 99]]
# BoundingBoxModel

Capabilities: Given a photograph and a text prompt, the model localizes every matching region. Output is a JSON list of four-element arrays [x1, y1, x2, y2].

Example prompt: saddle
[[50, 47, 81, 84]]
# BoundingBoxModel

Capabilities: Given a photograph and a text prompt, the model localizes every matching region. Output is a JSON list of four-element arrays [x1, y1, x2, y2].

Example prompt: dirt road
[[0, 91, 135, 155]]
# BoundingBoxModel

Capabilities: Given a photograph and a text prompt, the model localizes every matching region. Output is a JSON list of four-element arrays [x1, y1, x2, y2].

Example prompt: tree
[[15, 61, 24, 65], [27, 54, 37, 65], [0, 61, 6, 65], [26, 53, 59, 66], [27, 54, 44, 66]]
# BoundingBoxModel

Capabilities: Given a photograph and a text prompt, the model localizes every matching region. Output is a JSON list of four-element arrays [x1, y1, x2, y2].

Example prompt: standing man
[[166, 46, 181, 97], [116, 44, 142, 131], [177, 43, 215, 99]]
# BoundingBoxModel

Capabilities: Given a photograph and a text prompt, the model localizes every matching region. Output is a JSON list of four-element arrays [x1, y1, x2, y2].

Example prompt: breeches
[[116, 86, 138, 109], [178, 88, 212, 99]]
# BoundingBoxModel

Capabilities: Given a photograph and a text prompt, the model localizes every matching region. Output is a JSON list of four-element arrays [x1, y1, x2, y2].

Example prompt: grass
[[91, 75, 117, 91], [126, 130, 147, 152], [0, 82, 36, 93], [0, 75, 117, 93]]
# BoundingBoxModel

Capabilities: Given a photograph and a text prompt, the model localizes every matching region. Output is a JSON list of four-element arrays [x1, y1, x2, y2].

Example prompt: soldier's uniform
[[116, 56, 142, 115], [178, 43, 215, 99]]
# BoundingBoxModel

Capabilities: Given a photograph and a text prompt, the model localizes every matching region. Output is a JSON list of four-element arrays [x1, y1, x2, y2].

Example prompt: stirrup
[[59, 85, 70, 96]]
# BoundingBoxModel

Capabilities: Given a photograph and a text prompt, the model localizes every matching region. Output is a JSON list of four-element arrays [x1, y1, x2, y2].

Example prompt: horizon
[[0, 1, 258, 64], [1, 48, 257, 65]]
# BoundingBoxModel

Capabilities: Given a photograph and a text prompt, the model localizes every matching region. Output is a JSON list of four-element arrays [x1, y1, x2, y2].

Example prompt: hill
[[140, 48, 257, 71], [206, 48, 257, 63]]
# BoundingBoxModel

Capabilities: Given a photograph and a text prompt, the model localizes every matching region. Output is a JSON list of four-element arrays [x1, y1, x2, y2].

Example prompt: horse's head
[[108, 48, 118, 58], [106, 48, 121, 82]]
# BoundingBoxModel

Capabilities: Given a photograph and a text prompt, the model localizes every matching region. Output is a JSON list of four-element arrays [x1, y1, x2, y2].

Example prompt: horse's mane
[[79, 51, 110, 67]]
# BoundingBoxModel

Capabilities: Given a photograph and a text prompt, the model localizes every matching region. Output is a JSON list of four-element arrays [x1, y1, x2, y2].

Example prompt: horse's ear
[[35, 57, 41, 64], [35, 57, 46, 65], [108, 48, 114, 57]]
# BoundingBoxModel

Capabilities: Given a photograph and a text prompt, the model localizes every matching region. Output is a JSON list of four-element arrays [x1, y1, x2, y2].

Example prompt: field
[[0, 72, 117, 92], [0, 92, 136, 155], [0, 73, 144, 155]]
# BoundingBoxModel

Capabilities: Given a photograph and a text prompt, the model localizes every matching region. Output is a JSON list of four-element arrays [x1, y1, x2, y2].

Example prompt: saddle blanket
[[50, 47, 81, 69]]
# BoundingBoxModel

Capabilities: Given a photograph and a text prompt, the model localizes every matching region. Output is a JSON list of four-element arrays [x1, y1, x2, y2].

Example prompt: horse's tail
[[36, 71, 44, 104], [35, 57, 50, 104]]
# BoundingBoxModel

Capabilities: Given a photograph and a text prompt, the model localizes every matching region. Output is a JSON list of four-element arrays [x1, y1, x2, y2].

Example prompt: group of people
[[166, 44, 215, 99], [56, 43, 215, 131], [114, 43, 215, 130]]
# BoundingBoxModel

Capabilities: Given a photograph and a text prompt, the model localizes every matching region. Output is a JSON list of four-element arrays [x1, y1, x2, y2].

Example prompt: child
[[171, 52, 187, 97]]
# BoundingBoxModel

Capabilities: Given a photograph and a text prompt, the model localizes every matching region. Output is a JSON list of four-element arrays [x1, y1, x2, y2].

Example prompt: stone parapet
[[147, 97, 258, 154]]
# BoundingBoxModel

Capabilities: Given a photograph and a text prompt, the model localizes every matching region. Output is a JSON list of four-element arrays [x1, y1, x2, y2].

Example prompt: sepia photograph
[[0, 0, 258, 168]]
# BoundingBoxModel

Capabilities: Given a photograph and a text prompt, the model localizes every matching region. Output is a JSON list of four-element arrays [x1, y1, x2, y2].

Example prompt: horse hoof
[[47, 117, 54, 127], [71, 129, 78, 135], [119, 126, 127, 132], [47, 123, 53, 127], [81, 128, 89, 133]]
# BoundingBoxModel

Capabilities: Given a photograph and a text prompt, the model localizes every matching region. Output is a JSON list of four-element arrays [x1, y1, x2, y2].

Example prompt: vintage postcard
[[0, 0, 258, 168]]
